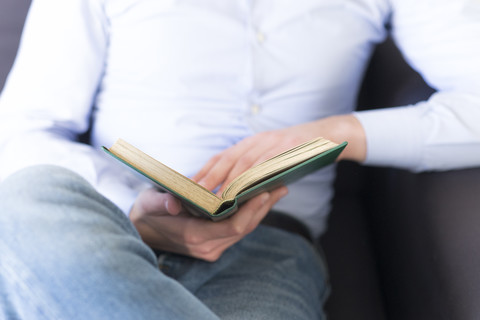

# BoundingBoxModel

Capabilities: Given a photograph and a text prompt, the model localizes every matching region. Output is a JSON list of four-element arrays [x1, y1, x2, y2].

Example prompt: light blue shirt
[[1, 0, 479, 237]]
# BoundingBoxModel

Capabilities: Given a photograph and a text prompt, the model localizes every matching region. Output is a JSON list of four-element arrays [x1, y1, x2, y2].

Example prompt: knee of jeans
[[2, 165, 90, 200], [0, 165, 120, 222], [0, 165, 77, 216], [0, 165, 136, 247]]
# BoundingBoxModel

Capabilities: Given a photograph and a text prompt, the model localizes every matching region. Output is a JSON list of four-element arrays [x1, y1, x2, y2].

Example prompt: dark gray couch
[[321, 38, 480, 320], [2, 1, 480, 319]]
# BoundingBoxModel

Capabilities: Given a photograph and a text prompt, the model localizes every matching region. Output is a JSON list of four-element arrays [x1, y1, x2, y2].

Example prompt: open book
[[103, 137, 347, 221]]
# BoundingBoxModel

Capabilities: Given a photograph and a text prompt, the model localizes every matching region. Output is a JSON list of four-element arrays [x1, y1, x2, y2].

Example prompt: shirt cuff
[[354, 105, 427, 171]]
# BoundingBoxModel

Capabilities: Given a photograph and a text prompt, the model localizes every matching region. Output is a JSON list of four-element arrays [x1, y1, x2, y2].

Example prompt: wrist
[[314, 114, 367, 163]]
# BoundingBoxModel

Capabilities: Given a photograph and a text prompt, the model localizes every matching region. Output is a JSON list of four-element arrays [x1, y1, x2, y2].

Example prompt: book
[[102, 137, 347, 221]]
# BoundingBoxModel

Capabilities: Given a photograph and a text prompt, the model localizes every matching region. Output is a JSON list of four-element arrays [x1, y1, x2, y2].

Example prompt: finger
[[196, 153, 236, 191], [186, 187, 289, 261], [137, 189, 183, 216], [185, 233, 242, 261], [195, 142, 254, 191], [217, 146, 283, 194], [270, 186, 290, 203], [137, 213, 238, 261], [141, 188, 289, 260], [186, 187, 288, 243], [192, 151, 235, 191], [191, 153, 222, 183], [244, 186, 289, 230], [206, 192, 273, 238], [165, 194, 183, 215], [163, 191, 270, 250], [215, 146, 265, 194]]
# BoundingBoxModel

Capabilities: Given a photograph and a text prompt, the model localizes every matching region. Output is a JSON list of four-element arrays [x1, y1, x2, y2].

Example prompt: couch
[[2, 1, 480, 319], [321, 34, 480, 320]]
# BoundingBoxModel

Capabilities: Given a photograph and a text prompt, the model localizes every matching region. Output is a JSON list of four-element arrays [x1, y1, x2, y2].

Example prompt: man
[[0, 0, 479, 319]]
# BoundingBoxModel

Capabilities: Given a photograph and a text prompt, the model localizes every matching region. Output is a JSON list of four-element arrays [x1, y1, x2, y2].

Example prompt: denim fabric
[[0, 165, 328, 319]]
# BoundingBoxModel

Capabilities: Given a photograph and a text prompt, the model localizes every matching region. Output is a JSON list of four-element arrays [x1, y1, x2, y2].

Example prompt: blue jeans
[[0, 165, 329, 319]]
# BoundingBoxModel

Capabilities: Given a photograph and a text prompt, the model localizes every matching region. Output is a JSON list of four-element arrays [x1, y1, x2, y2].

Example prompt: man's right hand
[[129, 187, 288, 262]]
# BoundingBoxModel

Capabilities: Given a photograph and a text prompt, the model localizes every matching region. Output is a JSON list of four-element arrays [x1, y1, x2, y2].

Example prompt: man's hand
[[192, 114, 366, 193], [130, 187, 288, 262], [130, 114, 364, 261]]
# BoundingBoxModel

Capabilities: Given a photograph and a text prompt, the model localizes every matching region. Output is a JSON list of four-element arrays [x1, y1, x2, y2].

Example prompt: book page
[[221, 137, 338, 200], [107, 139, 222, 213]]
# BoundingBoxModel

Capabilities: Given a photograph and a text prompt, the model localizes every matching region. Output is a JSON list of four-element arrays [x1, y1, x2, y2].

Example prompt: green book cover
[[102, 139, 347, 221]]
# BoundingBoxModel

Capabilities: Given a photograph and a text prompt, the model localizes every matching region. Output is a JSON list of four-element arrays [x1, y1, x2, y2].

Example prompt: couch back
[[0, 0, 31, 91]]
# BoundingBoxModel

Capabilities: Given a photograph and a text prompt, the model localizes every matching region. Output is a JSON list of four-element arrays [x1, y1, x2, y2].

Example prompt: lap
[[159, 225, 329, 320], [0, 165, 328, 320]]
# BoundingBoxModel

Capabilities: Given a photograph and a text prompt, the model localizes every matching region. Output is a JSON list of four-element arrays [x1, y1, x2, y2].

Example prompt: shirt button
[[250, 104, 261, 115], [256, 31, 266, 44]]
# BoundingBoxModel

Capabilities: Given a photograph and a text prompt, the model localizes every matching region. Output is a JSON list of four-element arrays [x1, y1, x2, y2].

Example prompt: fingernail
[[261, 193, 270, 205], [165, 198, 179, 215]]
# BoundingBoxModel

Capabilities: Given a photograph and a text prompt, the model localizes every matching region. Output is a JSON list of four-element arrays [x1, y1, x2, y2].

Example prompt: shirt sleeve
[[0, 0, 147, 214], [354, 0, 480, 172]]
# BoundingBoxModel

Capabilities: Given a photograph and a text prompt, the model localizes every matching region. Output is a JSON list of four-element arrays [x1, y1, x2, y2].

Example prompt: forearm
[[276, 113, 367, 164], [355, 92, 480, 172], [308, 114, 367, 163], [0, 126, 147, 214], [359, 0, 480, 172]]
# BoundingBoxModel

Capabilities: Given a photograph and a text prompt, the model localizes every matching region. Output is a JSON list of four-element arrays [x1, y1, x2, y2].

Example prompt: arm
[[194, 0, 480, 192], [355, 0, 480, 172], [0, 0, 147, 212], [193, 114, 366, 193], [0, 0, 288, 261]]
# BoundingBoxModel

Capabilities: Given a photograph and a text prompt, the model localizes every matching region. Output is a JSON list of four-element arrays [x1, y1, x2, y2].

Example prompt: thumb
[[164, 193, 182, 215], [137, 188, 183, 216]]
